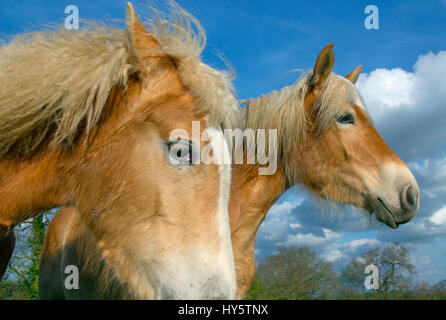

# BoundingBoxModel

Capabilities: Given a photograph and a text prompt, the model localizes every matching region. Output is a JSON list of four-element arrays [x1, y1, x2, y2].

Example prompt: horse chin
[[370, 198, 399, 229]]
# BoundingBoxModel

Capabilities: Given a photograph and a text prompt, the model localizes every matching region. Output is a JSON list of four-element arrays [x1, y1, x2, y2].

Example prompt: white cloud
[[344, 238, 380, 249], [357, 51, 446, 123], [357, 68, 416, 116], [280, 228, 342, 247], [430, 206, 446, 225], [268, 199, 303, 218], [325, 249, 345, 263]]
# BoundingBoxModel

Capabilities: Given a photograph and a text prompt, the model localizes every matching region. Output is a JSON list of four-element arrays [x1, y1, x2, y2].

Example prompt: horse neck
[[229, 162, 287, 233], [0, 149, 74, 233]]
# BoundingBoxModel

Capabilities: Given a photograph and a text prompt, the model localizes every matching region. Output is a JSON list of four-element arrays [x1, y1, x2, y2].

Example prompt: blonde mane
[[0, 1, 242, 157], [244, 72, 370, 166]]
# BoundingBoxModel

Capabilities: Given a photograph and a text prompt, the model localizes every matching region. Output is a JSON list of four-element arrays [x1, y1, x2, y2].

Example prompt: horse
[[228, 43, 420, 298], [0, 2, 242, 299]]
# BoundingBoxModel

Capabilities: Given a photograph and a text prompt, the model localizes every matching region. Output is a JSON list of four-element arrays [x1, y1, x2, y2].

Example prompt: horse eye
[[337, 113, 355, 125], [167, 140, 192, 165]]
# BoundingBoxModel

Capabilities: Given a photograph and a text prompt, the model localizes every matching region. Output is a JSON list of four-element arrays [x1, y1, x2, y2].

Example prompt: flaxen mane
[[0, 0, 242, 157]]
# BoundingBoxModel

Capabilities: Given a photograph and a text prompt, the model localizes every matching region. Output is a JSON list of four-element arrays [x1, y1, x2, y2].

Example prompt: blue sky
[[1, 1, 446, 284]]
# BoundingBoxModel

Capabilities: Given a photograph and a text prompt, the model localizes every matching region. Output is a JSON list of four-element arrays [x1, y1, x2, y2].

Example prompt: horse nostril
[[407, 187, 416, 206], [402, 185, 418, 212]]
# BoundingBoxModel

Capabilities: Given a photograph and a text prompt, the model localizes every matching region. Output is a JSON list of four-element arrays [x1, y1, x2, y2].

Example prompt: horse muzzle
[[372, 180, 420, 229]]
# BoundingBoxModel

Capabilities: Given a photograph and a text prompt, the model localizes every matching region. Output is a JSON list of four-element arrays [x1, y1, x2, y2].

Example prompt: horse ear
[[126, 2, 161, 66], [311, 43, 334, 90], [345, 65, 362, 84]]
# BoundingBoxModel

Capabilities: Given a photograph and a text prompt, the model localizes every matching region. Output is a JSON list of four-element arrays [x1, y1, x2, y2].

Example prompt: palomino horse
[[0, 2, 242, 299], [228, 43, 420, 298]]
